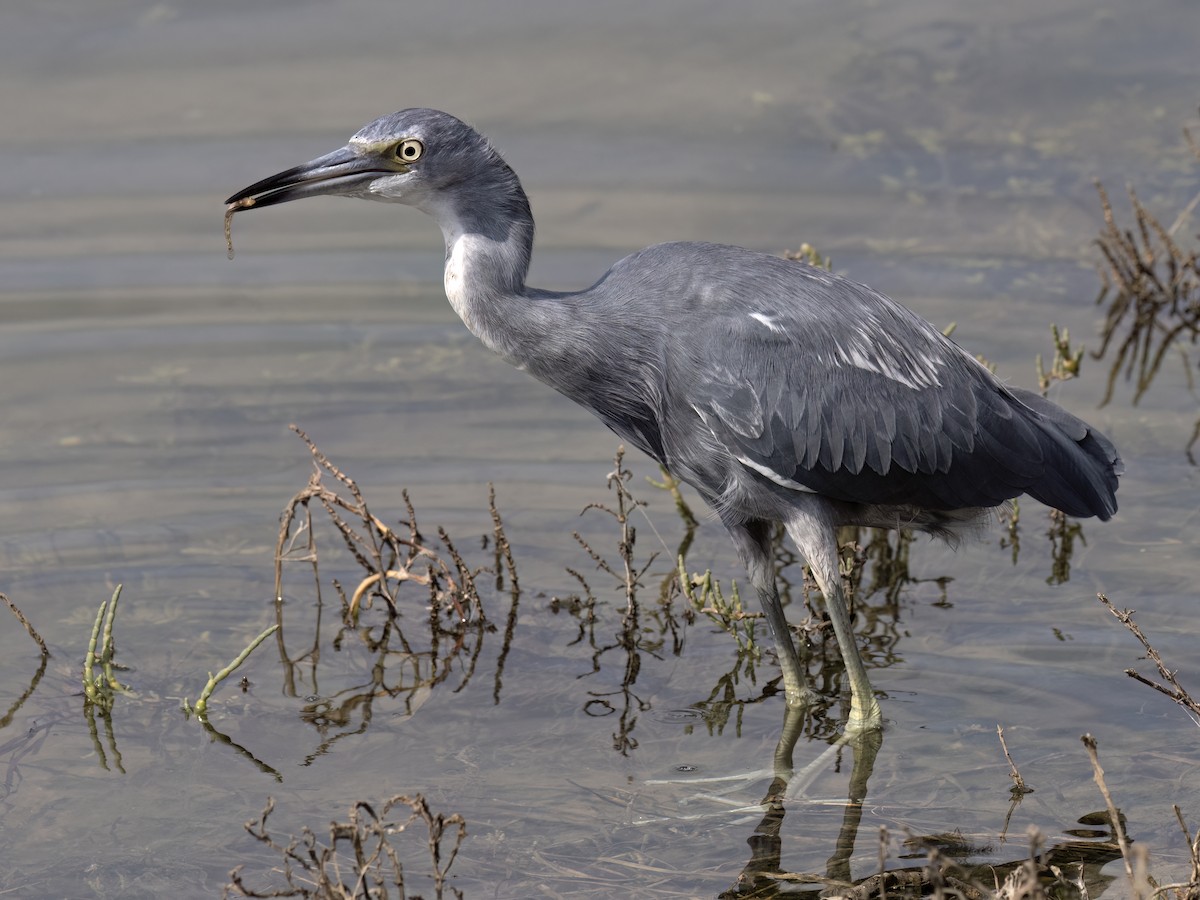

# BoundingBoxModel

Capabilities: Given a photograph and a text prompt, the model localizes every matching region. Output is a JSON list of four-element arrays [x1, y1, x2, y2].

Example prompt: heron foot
[[780, 682, 820, 709], [845, 693, 884, 734]]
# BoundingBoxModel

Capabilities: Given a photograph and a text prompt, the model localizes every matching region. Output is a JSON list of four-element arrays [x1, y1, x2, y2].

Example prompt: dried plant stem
[[225, 794, 467, 899], [1098, 593, 1200, 720], [1167, 125, 1200, 237], [878, 825, 889, 900], [1093, 177, 1200, 407], [572, 446, 658, 608], [1081, 734, 1136, 889], [489, 482, 519, 594], [2, 592, 47, 657], [349, 569, 432, 614], [276, 425, 483, 626], [996, 725, 1031, 795], [1169, 805, 1200, 894]]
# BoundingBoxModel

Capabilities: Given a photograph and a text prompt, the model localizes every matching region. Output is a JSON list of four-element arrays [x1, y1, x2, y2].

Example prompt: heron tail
[[1009, 388, 1123, 520]]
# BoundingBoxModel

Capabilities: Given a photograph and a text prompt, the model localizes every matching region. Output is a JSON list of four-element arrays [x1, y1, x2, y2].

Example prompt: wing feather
[[588, 242, 1120, 518], [672, 254, 1086, 510]]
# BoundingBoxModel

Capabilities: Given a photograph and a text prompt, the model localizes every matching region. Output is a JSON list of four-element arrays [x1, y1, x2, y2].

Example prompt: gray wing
[[665, 252, 1120, 517]]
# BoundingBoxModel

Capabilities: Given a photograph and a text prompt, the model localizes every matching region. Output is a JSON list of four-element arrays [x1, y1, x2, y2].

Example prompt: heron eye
[[395, 139, 424, 162]]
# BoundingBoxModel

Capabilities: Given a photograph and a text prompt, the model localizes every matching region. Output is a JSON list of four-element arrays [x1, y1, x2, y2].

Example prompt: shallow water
[[2, 2, 1199, 897]]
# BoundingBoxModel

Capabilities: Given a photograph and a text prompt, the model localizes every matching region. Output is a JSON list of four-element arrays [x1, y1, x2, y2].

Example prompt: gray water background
[[1, 1, 1198, 896]]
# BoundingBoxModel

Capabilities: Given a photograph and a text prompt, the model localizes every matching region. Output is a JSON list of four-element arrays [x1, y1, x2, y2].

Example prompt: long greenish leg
[[725, 519, 814, 708], [785, 515, 883, 732]]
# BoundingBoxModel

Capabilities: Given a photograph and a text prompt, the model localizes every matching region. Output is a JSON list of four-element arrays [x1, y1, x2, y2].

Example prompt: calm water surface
[[1, 2, 1198, 897]]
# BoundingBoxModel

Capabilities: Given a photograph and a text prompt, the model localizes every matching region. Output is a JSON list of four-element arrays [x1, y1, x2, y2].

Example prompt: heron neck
[[427, 185, 554, 363], [427, 185, 659, 447]]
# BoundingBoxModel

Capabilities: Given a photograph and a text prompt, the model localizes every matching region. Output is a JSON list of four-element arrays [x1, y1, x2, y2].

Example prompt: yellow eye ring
[[394, 139, 424, 163]]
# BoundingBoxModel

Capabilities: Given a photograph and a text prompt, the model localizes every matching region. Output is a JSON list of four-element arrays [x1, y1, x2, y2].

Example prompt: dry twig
[[224, 794, 466, 899], [1081, 734, 1136, 890], [1093, 171, 1200, 409], [1097, 593, 1200, 721], [997, 725, 1032, 795], [1, 593, 47, 657], [276, 425, 484, 626]]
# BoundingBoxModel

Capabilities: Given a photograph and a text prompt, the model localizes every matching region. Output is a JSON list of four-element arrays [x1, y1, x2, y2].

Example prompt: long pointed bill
[[223, 145, 402, 258], [224, 145, 399, 208]]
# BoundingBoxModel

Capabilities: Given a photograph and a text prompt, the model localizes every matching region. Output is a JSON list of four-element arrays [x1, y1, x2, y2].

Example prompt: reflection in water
[[197, 716, 281, 782], [559, 450, 691, 755], [580, 602, 652, 756], [718, 711, 883, 897], [686, 708, 1121, 896], [84, 702, 126, 775], [1000, 500, 1022, 566], [1045, 509, 1084, 586], [997, 498, 1090, 584], [0, 594, 50, 767], [649, 709, 1125, 898], [0, 652, 47, 747]]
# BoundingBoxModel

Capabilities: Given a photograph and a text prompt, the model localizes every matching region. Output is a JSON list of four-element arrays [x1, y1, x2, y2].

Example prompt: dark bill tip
[[224, 161, 324, 208], [224, 147, 396, 208]]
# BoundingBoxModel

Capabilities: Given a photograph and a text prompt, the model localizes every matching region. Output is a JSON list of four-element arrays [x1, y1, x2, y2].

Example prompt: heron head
[[225, 108, 495, 214]]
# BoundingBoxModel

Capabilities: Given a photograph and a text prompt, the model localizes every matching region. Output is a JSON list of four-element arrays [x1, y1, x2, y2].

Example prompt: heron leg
[[725, 520, 813, 708], [784, 514, 883, 733]]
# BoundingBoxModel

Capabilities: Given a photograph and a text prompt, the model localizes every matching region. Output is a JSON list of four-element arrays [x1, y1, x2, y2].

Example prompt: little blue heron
[[226, 108, 1122, 732]]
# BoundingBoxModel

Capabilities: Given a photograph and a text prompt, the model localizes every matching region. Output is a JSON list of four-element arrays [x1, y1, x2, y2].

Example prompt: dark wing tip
[[1007, 389, 1122, 520]]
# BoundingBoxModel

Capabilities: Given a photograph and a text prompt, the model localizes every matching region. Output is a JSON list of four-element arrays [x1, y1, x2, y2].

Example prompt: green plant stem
[[100, 585, 123, 689], [189, 624, 280, 718], [82, 599, 108, 705]]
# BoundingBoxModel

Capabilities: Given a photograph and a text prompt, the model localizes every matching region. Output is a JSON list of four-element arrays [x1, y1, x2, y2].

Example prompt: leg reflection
[[723, 705, 883, 897]]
